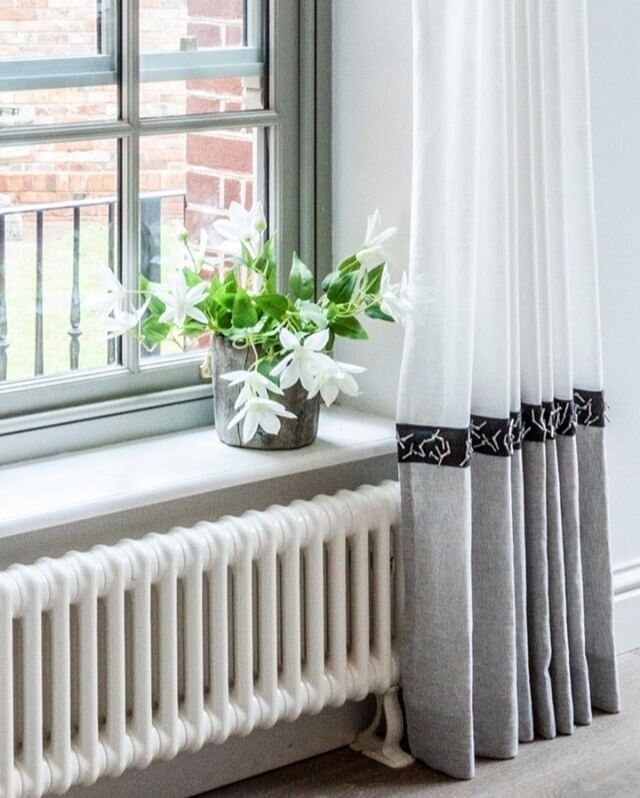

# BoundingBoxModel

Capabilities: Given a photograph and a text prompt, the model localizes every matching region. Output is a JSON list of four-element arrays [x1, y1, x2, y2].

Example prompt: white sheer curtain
[[397, 0, 619, 779]]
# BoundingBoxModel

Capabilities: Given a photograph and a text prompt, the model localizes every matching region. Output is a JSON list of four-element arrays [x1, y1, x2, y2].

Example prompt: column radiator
[[0, 480, 407, 798]]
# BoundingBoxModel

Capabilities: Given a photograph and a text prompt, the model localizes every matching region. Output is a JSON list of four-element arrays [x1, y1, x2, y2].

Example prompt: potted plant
[[98, 203, 409, 449]]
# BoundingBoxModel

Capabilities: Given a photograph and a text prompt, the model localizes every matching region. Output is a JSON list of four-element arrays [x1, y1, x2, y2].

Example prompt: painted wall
[[333, 0, 640, 577], [588, 0, 640, 570]]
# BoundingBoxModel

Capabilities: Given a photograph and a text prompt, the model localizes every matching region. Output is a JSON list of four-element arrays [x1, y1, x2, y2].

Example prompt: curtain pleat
[[471, 457, 517, 760], [511, 452, 534, 743], [557, 435, 593, 726], [398, 0, 620, 779]]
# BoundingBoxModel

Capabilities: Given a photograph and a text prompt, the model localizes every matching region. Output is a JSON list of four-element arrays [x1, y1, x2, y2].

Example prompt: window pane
[[0, 0, 118, 126], [0, 140, 119, 384], [140, 0, 252, 53], [139, 0, 264, 118], [139, 126, 265, 361]]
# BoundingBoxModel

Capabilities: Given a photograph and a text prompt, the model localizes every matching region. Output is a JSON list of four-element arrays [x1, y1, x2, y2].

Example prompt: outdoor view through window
[[0, 0, 265, 385]]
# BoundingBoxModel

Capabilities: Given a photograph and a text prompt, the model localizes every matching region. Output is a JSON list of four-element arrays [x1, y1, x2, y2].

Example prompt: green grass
[[3, 214, 185, 383]]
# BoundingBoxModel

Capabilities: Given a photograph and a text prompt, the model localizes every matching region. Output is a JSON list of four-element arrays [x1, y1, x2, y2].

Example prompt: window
[[0, 1, 330, 464]]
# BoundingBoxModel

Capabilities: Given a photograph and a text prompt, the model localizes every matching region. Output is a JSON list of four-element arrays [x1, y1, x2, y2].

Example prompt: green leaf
[[216, 289, 236, 311], [217, 309, 233, 330], [141, 317, 171, 344], [288, 252, 315, 300], [337, 255, 360, 273], [183, 268, 202, 288], [254, 293, 289, 320], [253, 237, 277, 288], [365, 303, 395, 322], [208, 276, 222, 295], [147, 294, 166, 316], [232, 287, 259, 328], [330, 315, 368, 340], [364, 264, 385, 295], [139, 275, 164, 313], [323, 270, 358, 304], [215, 276, 238, 311], [224, 270, 238, 290], [183, 320, 208, 336]]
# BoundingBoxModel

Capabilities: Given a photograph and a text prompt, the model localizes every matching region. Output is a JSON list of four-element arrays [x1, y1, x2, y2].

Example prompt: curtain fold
[[398, 0, 619, 779]]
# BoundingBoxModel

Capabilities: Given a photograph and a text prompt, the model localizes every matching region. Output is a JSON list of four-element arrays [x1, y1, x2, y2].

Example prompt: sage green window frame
[[0, 0, 332, 466]]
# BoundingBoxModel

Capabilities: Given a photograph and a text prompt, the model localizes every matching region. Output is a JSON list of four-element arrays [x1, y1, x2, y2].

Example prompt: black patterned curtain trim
[[397, 390, 606, 467]]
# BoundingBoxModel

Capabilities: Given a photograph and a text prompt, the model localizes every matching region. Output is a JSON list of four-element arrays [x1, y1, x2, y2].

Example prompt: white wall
[[333, 0, 640, 633], [588, 0, 640, 570]]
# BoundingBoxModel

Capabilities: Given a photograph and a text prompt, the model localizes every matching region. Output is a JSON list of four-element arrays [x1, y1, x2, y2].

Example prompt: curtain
[[397, 0, 620, 780]]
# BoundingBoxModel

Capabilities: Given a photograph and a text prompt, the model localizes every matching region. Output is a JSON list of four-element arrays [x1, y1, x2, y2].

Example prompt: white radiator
[[0, 480, 407, 798]]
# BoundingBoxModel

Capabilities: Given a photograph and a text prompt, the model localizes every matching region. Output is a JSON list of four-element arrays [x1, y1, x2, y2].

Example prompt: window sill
[[0, 407, 397, 539]]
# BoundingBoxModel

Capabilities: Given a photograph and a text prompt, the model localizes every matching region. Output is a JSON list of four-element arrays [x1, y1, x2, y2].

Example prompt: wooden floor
[[203, 650, 640, 797]]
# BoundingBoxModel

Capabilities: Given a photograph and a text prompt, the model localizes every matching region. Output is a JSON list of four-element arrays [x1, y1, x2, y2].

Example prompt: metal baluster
[[34, 210, 44, 376], [140, 196, 162, 284], [242, 0, 249, 46], [140, 196, 162, 358], [68, 206, 82, 369], [0, 216, 8, 381], [107, 201, 116, 365]]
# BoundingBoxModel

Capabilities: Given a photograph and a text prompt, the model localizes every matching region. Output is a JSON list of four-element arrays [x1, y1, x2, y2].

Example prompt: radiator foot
[[350, 686, 414, 769]]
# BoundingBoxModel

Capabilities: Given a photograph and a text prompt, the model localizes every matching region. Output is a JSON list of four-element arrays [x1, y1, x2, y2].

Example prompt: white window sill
[[0, 407, 396, 539]]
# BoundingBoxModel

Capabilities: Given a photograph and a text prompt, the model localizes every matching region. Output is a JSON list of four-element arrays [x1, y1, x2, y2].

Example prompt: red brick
[[185, 206, 215, 236], [187, 0, 242, 19], [187, 133, 253, 174], [186, 170, 221, 207], [187, 21, 222, 47], [224, 24, 242, 46], [185, 77, 242, 99], [186, 95, 222, 115], [222, 177, 241, 205], [141, 174, 161, 192]]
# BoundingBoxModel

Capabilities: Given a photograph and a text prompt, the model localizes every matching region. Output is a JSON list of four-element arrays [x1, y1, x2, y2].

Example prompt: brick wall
[[0, 0, 259, 235]]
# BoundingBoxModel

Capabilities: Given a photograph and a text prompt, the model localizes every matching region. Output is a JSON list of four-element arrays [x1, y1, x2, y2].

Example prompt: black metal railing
[[0, 190, 186, 382]]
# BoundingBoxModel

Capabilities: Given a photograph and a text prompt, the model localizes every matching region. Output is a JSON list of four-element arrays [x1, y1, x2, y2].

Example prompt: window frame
[[0, 0, 332, 466]]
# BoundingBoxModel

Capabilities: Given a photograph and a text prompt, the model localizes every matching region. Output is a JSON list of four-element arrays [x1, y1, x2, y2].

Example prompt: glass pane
[[138, 126, 265, 361], [139, 0, 264, 118], [0, 0, 118, 125], [0, 139, 119, 384], [140, 0, 250, 53]]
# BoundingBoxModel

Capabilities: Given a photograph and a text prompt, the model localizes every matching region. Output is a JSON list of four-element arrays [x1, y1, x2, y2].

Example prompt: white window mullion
[[247, 0, 265, 49], [121, 0, 141, 375]]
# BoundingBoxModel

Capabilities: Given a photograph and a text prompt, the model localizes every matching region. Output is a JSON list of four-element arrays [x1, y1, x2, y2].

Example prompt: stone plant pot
[[212, 335, 320, 450]]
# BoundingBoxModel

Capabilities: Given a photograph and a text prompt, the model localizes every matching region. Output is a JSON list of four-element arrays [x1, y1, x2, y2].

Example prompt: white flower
[[153, 270, 209, 327], [222, 369, 284, 408], [91, 264, 127, 320], [380, 269, 412, 325], [308, 360, 366, 407], [271, 328, 332, 393], [213, 201, 267, 258], [228, 397, 296, 443], [356, 209, 398, 266], [297, 300, 328, 329], [104, 299, 150, 339]]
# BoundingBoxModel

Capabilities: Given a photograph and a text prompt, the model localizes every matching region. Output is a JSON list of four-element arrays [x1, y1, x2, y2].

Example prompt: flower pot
[[211, 335, 320, 450]]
